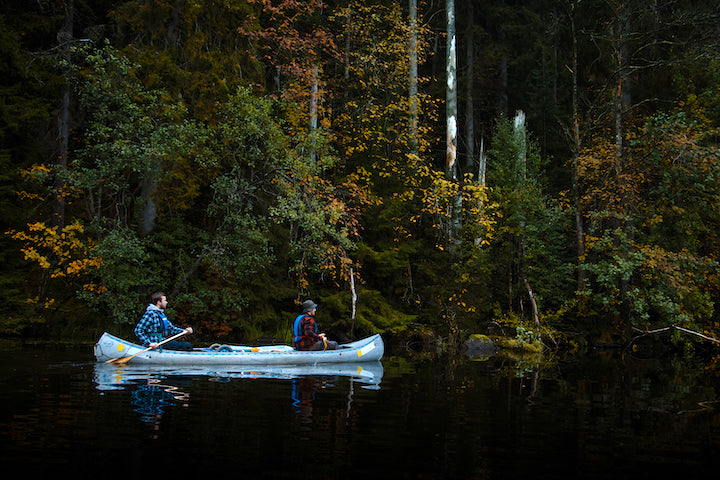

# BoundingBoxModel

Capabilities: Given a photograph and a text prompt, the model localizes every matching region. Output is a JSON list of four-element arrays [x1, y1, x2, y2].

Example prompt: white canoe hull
[[94, 332, 384, 365]]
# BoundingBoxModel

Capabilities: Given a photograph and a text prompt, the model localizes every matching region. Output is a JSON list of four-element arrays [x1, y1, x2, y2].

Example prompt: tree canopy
[[2, 0, 720, 351]]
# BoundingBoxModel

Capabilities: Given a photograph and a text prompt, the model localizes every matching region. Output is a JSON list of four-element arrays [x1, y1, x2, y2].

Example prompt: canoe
[[93, 331, 384, 365]]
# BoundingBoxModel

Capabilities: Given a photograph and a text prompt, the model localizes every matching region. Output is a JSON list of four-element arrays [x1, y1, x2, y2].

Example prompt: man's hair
[[150, 292, 166, 305]]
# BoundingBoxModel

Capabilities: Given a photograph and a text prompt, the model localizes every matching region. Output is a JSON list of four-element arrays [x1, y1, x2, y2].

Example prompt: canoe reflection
[[94, 361, 383, 390], [94, 361, 383, 426]]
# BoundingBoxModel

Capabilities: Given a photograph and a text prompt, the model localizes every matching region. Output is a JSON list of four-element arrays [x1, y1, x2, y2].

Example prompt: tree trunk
[[513, 110, 527, 179], [612, 2, 632, 177], [309, 63, 319, 163], [344, 8, 352, 81], [612, 2, 633, 311], [445, 0, 461, 247], [568, 2, 586, 290], [478, 132, 486, 187], [445, 0, 458, 181], [54, 0, 74, 228], [349, 267, 357, 337], [167, 0, 182, 48], [497, 28, 508, 117], [464, 2, 474, 170], [409, 0, 419, 155], [524, 278, 541, 341], [140, 173, 158, 236]]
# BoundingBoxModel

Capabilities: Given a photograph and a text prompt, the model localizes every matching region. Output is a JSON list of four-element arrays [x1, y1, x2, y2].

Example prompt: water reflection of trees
[[376, 349, 720, 478], [392, 345, 720, 420]]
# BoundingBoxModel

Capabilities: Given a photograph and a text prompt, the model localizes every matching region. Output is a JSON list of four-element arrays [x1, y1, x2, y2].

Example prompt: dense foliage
[[2, 0, 720, 349]]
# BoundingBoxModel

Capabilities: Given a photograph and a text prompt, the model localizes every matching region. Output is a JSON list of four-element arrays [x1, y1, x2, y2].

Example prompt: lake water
[[1, 340, 719, 479]]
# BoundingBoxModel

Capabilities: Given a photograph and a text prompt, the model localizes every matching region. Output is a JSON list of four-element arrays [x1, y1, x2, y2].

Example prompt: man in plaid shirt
[[134, 292, 193, 351], [293, 300, 338, 351]]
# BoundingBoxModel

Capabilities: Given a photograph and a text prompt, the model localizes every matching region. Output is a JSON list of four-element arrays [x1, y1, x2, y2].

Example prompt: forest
[[2, 0, 720, 351]]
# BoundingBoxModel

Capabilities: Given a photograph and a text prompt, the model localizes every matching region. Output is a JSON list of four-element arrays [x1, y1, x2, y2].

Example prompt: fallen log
[[524, 279, 541, 342], [631, 324, 720, 345]]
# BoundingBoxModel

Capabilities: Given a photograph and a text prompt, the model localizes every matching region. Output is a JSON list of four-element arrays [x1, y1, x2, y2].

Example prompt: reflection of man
[[131, 379, 190, 427], [134, 292, 193, 351], [293, 300, 338, 351], [291, 377, 316, 418], [131, 383, 177, 424]]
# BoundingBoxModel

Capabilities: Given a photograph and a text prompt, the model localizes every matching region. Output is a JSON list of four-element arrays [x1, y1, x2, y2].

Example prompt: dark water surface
[[1, 341, 719, 479]]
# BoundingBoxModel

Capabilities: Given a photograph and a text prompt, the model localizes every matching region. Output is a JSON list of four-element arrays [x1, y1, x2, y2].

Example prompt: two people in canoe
[[134, 293, 336, 352], [134, 292, 193, 351], [294, 300, 338, 351]]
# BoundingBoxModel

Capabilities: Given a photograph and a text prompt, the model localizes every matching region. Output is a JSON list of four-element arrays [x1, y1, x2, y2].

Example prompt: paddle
[[106, 330, 188, 364]]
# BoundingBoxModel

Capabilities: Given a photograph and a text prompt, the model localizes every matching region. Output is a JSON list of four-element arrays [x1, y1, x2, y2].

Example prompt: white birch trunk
[[445, 0, 461, 247], [445, 0, 457, 181], [350, 267, 357, 321], [513, 110, 527, 180]]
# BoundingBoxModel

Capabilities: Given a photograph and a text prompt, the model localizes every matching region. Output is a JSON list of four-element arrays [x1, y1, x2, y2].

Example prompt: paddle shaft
[[107, 330, 188, 364]]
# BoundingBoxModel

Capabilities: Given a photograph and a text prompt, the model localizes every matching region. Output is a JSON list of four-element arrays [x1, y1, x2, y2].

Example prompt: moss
[[326, 288, 416, 335], [496, 337, 543, 353]]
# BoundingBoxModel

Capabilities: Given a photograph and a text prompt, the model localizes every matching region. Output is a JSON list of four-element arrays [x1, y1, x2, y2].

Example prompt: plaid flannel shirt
[[134, 305, 183, 346], [294, 314, 323, 351]]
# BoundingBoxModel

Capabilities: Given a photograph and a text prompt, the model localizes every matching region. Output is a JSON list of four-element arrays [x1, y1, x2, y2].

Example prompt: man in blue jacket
[[134, 292, 193, 351], [293, 300, 338, 351]]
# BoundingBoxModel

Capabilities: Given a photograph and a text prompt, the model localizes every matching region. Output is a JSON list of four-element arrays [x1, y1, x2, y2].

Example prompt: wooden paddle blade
[[104, 330, 187, 364], [108, 356, 132, 364], [105, 350, 144, 364]]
